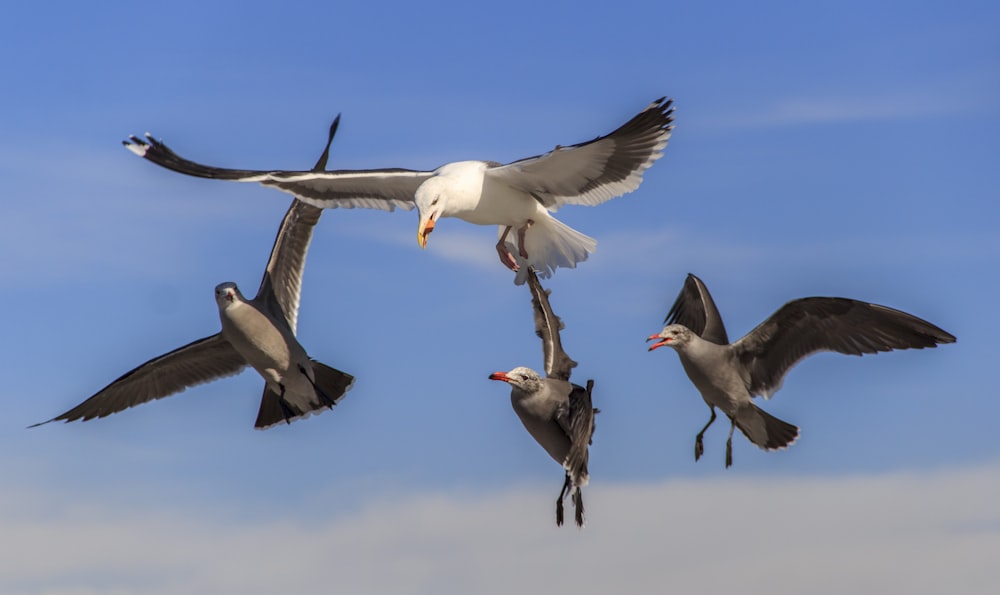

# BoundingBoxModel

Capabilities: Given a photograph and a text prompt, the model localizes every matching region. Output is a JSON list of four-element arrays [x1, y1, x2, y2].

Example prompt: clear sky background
[[2, 1, 998, 593]]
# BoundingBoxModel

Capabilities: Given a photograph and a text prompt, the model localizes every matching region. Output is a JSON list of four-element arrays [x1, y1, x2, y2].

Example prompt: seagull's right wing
[[664, 273, 729, 345], [526, 268, 577, 381], [733, 298, 956, 399], [123, 133, 430, 212], [555, 379, 597, 488], [32, 335, 246, 426]]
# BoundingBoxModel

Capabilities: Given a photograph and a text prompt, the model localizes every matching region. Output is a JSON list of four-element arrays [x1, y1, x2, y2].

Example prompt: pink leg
[[496, 226, 519, 271], [516, 219, 534, 258]]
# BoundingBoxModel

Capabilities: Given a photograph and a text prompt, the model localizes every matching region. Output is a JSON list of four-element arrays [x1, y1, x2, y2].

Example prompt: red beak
[[647, 334, 670, 351], [488, 372, 510, 382]]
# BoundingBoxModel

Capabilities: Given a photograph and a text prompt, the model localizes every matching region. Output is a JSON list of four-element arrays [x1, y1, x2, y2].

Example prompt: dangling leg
[[299, 364, 337, 409], [495, 226, 520, 271], [277, 384, 295, 425], [573, 488, 585, 528], [556, 473, 571, 527], [726, 416, 736, 468], [515, 219, 534, 258], [695, 406, 717, 462]]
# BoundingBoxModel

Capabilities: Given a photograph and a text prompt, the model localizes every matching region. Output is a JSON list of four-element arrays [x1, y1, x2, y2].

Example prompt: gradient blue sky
[[2, 1, 998, 592]]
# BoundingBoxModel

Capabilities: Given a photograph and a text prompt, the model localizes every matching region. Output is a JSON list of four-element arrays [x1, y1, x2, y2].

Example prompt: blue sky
[[2, 0, 999, 592]]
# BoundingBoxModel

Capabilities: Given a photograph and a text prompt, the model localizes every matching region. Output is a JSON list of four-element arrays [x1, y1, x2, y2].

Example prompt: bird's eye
[[431, 197, 439, 206]]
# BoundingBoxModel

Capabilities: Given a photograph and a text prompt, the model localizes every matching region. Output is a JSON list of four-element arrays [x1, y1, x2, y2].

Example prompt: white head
[[414, 177, 447, 249], [647, 324, 693, 352], [214, 282, 244, 310], [488, 366, 544, 393]]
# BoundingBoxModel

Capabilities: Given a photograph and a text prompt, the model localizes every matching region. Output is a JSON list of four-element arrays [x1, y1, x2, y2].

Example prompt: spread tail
[[733, 402, 799, 451], [503, 216, 597, 285], [254, 360, 355, 429]]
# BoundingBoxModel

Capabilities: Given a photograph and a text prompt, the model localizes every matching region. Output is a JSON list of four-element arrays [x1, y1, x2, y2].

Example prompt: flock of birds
[[32, 97, 956, 528]]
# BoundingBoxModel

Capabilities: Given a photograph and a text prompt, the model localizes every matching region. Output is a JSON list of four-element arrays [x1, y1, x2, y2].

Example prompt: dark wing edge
[[30, 335, 246, 426], [733, 297, 957, 398], [556, 379, 598, 488], [123, 132, 427, 212], [526, 268, 577, 381], [664, 273, 729, 344], [488, 97, 675, 208]]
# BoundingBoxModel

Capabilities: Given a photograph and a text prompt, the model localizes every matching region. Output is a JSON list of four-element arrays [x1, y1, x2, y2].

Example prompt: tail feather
[[254, 361, 354, 429], [734, 402, 799, 451], [504, 216, 597, 285]]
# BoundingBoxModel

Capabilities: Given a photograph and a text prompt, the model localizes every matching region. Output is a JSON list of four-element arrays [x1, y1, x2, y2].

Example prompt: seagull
[[647, 273, 956, 468], [489, 269, 598, 527], [123, 97, 675, 284], [33, 117, 354, 430]]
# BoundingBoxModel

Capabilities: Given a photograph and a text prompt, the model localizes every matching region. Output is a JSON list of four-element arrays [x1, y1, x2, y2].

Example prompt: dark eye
[[431, 197, 439, 206]]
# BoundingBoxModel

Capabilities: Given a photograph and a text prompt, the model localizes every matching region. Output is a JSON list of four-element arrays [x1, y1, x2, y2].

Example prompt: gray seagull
[[489, 269, 598, 527], [647, 273, 956, 468], [34, 117, 354, 430], [123, 98, 674, 284]]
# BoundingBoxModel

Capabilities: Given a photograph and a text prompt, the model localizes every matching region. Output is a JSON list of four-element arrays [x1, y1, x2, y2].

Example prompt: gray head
[[488, 366, 545, 393], [214, 282, 245, 310], [647, 324, 694, 352]]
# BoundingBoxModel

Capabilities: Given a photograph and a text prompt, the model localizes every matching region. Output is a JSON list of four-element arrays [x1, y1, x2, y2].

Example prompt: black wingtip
[[311, 113, 341, 172]]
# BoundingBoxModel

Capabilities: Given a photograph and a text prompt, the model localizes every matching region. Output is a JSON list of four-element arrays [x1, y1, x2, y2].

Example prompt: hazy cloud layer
[[3, 464, 997, 594]]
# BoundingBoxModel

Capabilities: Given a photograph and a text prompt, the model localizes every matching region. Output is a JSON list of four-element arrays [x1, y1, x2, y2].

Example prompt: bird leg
[[277, 384, 295, 425], [496, 226, 520, 271], [299, 363, 337, 409], [573, 488, 585, 528], [516, 219, 534, 258], [695, 407, 717, 462], [556, 473, 571, 527], [725, 417, 736, 468]]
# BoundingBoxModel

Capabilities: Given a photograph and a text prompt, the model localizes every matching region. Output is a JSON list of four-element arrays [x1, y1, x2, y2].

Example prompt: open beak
[[647, 333, 669, 352], [488, 371, 510, 382], [417, 212, 437, 249]]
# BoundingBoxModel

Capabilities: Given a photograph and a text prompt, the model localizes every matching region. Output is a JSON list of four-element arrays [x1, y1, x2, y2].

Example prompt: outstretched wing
[[733, 298, 956, 398], [256, 116, 338, 332], [486, 97, 674, 210], [664, 273, 729, 345], [123, 132, 428, 212], [526, 268, 577, 381], [32, 335, 246, 425]]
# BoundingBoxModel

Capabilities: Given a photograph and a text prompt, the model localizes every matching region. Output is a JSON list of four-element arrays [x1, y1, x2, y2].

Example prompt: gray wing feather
[[526, 268, 577, 381], [664, 273, 730, 344], [733, 298, 956, 398], [34, 335, 246, 425], [486, 98, 674, 209], [255, 199, 322, 333], [555, 379, 597, 486]]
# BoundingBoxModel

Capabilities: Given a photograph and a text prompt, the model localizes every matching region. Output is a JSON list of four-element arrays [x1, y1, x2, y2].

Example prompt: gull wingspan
[[33, 335, 246, 425], [664, 273, 730, 345], [526, 269, 577, 381], [732, 298, 956, 398], [486, 97, 674, 210], [123, 133, 428, 212]]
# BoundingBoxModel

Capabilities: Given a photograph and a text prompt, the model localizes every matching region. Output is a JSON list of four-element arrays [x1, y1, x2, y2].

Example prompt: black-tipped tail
[[254, 361, 354, 429], [734, 402, 799, 451]]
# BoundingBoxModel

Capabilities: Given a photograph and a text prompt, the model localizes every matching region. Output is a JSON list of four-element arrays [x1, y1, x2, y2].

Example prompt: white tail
[[502, 216, 597, 285]]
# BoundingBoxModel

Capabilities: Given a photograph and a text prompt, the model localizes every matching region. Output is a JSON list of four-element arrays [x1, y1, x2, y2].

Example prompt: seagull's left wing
[[256, 200, 322, 332], [733, 298, 957, 398], [124, 133, 430, 212], [527, 269, 577, 381], [486, 97, 674, 210]]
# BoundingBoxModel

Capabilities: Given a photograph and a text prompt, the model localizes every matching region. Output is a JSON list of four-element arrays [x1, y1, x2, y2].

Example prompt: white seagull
[[124, 98, 674, 284], [647, 273, 956, 468], [34, 118, 354, 430], [489, 269, 598, 527]]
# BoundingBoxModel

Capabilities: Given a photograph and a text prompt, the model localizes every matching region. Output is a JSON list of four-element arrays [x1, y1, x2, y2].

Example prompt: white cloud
[[3, 464, 998, 594]]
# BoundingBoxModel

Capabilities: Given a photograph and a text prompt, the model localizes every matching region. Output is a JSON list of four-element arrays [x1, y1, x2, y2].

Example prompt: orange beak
[[417, 215, 436, 249]]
